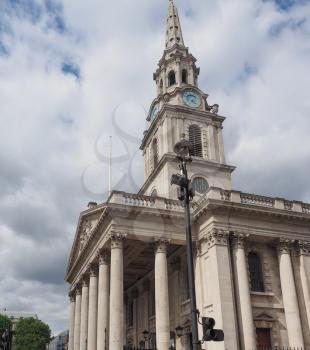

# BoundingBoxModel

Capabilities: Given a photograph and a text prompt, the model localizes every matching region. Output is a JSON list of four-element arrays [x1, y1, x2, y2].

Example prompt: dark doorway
[[256, 328, 272, 349]]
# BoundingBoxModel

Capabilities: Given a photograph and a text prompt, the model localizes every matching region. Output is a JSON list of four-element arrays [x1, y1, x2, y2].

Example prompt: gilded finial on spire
[[165, 0, 185, 49]]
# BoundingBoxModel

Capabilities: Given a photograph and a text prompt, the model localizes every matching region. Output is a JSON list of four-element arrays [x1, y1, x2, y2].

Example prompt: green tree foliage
[[0, 314, 12, 332], [14, 317, 51, 350]]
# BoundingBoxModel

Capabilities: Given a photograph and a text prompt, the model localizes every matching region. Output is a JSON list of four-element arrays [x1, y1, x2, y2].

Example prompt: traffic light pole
[[180, 159, 200, 350]]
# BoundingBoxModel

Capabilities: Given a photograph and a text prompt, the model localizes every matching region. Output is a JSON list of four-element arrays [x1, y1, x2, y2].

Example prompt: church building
[[65, 1, 310, 349]]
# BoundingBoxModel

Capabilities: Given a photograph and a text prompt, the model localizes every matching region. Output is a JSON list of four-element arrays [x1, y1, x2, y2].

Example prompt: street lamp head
[[173, 138, 193, 159], [142, 329, 149, 341], [175, 325, 183, 338]]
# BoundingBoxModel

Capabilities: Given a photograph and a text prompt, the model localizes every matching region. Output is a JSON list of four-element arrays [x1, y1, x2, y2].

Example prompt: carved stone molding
[[203, 228, 229, 250], [296, 240, 310, 256], [277, 238, 294, 254], [231, 232, 249, 250], [109, 232, 127, 249], [154, 238, 170, 254], [98, 249, 110, 265]]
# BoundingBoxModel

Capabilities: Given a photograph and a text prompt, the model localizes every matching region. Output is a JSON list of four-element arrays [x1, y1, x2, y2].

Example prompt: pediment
[[254, 312, 275, 321], [66, 206, 108, 278]]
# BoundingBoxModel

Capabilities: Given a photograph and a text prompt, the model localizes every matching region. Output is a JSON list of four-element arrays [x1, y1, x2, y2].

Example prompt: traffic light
[[202, 317, 224, 342]]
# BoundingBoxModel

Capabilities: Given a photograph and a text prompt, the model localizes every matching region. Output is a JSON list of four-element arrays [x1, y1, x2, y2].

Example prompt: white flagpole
[[108, 136, 112, 197]]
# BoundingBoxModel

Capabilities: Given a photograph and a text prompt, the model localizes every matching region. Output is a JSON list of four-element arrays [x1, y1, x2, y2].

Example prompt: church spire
[[165, 0, 185, 49]]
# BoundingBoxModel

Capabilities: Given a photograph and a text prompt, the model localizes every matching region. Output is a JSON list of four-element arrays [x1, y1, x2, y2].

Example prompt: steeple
[[165, 0, 185, 49], [139, 1, 234, 199]]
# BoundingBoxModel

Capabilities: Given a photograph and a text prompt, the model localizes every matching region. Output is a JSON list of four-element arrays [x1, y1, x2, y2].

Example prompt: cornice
[[194, 197, 310, 224]]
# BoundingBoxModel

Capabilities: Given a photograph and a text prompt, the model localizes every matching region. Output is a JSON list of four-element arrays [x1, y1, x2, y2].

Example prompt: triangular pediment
[[66, 206, 108, 278]]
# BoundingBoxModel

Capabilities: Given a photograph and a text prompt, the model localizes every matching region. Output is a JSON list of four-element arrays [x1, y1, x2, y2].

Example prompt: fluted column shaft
[[299, 242, 310, 328], [74, 289, 82, 350], [232, 234, 256, 350], [109, 234, 125, 349], [154, 239, 170, 350], [278, 240, 304, 348], [80, 280, 89, 350], [97, 251, 110, 350], [69, 293, 76, 350], [87, 267, 98, 350]]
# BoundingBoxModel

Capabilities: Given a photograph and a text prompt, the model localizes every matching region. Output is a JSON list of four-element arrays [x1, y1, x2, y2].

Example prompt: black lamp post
[[171, 137, 200, 350]]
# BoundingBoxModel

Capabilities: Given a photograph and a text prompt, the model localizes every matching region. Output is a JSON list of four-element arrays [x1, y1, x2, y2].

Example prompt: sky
[[0, 0, 310, 335]]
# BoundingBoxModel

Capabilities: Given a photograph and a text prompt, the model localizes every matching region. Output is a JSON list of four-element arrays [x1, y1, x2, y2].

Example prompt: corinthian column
[[231, 233, 256, 350], [298, 241, 310, 328], [278, 239, 304, 348], [87, 266, 98, 350], [69, 292, 76, 350], [80, 278, 89, 350], [109, 233, 126, 350], [74, 287, 82, 350], [97, 250, 110, 350], [154, 239, 170, 350]]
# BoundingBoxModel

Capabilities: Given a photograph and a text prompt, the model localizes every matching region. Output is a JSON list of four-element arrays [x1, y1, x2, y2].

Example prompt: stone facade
[[65, 1, 310, 349]]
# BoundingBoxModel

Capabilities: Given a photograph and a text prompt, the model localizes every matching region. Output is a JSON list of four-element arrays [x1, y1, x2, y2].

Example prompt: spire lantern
[[165, 0, 185, 49]]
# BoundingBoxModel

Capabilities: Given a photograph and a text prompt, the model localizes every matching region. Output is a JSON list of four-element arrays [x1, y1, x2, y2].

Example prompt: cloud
[[0, 0, 309, 335]]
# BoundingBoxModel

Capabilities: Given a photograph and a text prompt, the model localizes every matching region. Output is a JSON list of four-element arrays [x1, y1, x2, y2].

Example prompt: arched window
[[152, 138, 159, 168], [248, 252, 264, 292], [182, 69, 188, 83], [188, 125, 203, 157], [168, 70, 176, 86]]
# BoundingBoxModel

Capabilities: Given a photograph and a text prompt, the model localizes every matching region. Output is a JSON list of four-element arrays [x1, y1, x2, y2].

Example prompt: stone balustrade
[[205, 187, 310, 215], [106, 189, 310, 216]]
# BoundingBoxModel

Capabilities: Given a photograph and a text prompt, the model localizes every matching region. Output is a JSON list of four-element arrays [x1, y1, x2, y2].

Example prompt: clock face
[[183, 90, 201, 108], [151, 103, 160, 121]]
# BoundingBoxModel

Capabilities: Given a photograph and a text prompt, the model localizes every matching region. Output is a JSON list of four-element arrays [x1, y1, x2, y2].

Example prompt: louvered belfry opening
[[152, 138, 159, 168], [188, 125, 203, 157]]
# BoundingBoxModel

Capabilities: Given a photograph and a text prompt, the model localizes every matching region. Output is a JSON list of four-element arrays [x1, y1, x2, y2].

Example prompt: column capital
[[109, 231, 127, 249], [69, 291, 76, 302], [98, 248, 110, 265], [154, 238, 170, 254], [81, 275, 89, 287], [296, 240, 310, 256], [203, 228, 229, 249], [231, 232, 249, 250], [277, 238, 295, 254], [88, 264, 98, 277], [75, 285, 82, 296]]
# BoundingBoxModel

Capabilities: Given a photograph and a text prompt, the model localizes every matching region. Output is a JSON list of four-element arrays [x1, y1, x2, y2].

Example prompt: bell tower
[[139, 0, 235, 199]]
